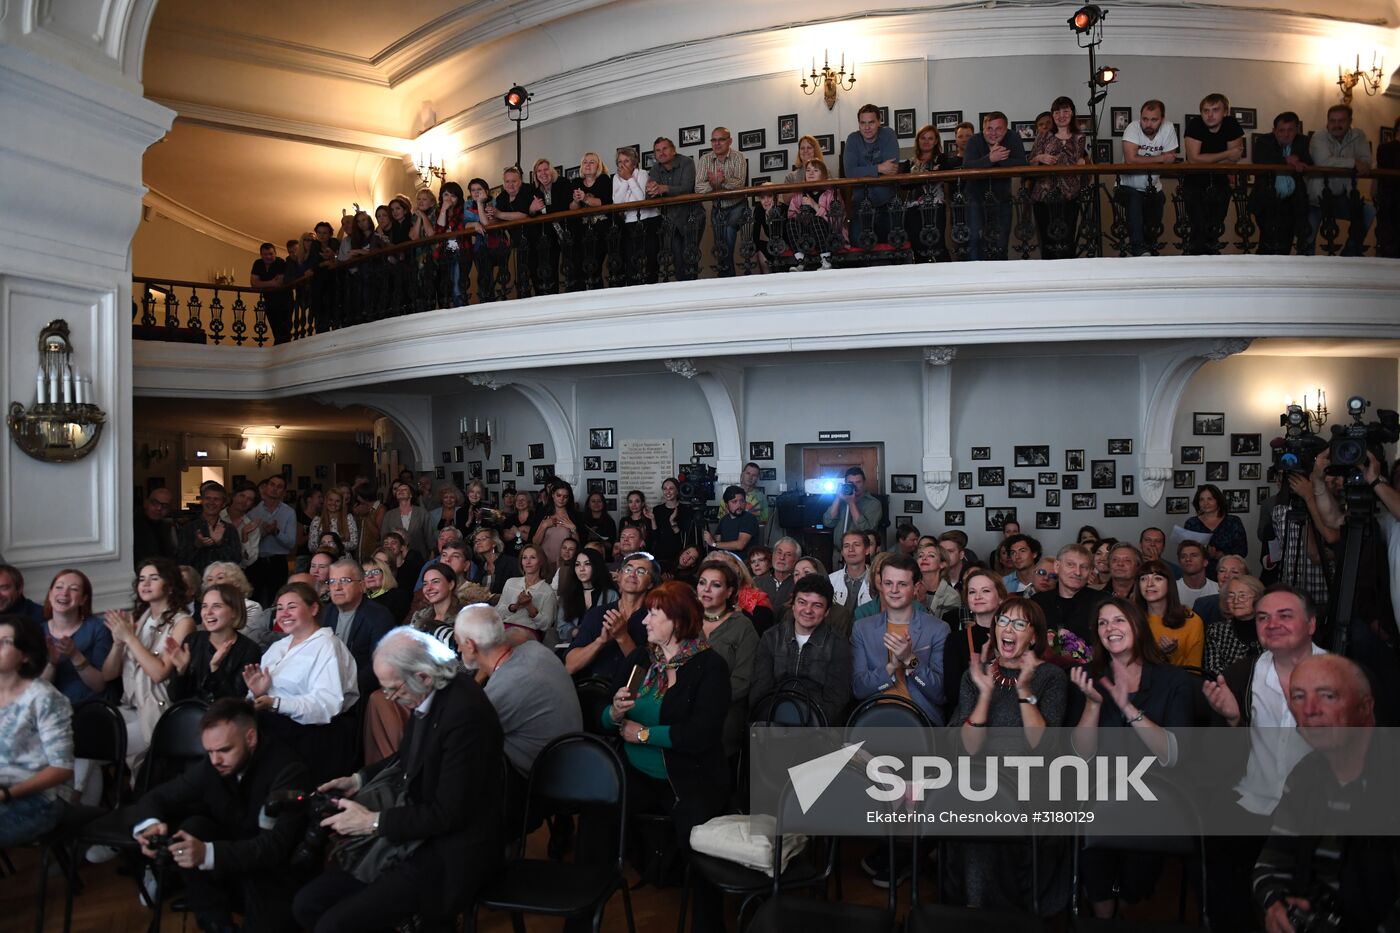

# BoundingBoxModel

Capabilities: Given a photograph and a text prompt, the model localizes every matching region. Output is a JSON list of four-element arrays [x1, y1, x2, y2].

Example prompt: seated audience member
[[1069, 596, 1197, 919], [129, 699, 308, 933], [1027, 96, 1089, 260], [902, 124, 953, 263], [755, 536, 800, 609], [167, 583, 263, 703], [889, 524, 920, 558], [786, 158, 843, 270], [497, 544, 558, 643], [695, 558, 760, 756], [322, 558, 397, 700], [1308, 103, 1376, 256], [307, 549, 335, 601], [409, 565, 463, 644], [1252, 654, 1398, 932], [557, 546, 617, 646], [502, 491, 540, 557], [940, 570, 1008, 718], [1203, 573, 1265, 676], [41, 568, 113, 703], [1250, 111, 1314, 255], [363, 556, 410, 625], [244, 582, 359, 784], [915, 541, 961, 617], [851, 556, 951, 725], [1201, 586, 1328, 929], [1137, 558, 1205, 668], [103, 559, 196, 764], [746, 547, 772, 586], [707, 549, 775, 635], [294, 629, 503, 933], [603, 582, 730, 930], [0, 615, 74, 848], [613, 146, 661, 285], [781, 556, 853, 640], [1031, 543, 1099, 641], [1002, 533, 1042, 594], [455, 604, 581, 782], [842, 104, 900, 247], [937, 533, 970, 592], [379, 530, 423, 590], [1117, 99, 1179, 255], [1107, 541, 1143, 600], [1182, 93, 1245, 254], [694, 128, 747, 277], [704, 485, 760, 556], [202, 561, 272, 648], [1194, 553, 1247, 625], [750, 573, 852, 724], [821, 467, 883, 546], [1139, 526, 1182, 578], [566, 551, 654, 680], [133, 487, 179, 568], [830, 530, 874, 609], [469, 529, 518, 598], [1086, 539, 1114, 590], [1175, 540, 1218, 608], [178, 483, 244, 573], [961, 112, 1029, 260], [1185, 482, 1248, 576], [851, 552, 894, 621]]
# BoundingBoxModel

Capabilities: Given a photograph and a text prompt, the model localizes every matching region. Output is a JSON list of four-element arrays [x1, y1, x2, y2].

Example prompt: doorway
[[797, 445, 882, 494]]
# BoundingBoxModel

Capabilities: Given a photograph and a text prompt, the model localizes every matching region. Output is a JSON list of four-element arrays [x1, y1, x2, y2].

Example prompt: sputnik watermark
[[865, 754, 1157, 803]]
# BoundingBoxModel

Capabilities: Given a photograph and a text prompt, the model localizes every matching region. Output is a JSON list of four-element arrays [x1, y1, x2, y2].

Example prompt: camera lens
[[1333, 438, 1365, 467]]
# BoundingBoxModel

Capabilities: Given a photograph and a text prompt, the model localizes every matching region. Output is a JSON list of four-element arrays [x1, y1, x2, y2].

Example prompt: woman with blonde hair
[[549, 153, 612, 290], [902, 123, 953, 262], [309, 487, 358, 555], [202, 560, 274, 647], [363, 555, 409, 624], [613, 146, 660, 285]]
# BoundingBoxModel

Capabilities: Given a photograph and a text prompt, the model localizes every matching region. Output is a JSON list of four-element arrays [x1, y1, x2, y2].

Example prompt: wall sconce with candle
[[459, 417, 493, 459], [800, 50, 855, 111], [252, 439, 277, 469], [1337, 53, 1385, 106], [7, 319, 106, 463]]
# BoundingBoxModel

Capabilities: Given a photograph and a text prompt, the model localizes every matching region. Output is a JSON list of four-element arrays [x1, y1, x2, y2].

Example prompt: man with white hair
[[294, 628, 503, 933]]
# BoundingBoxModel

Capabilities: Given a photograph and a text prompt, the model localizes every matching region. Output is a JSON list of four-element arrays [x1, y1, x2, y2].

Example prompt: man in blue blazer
[[323, 557, 399, 698], [850, 555, 950, 725]]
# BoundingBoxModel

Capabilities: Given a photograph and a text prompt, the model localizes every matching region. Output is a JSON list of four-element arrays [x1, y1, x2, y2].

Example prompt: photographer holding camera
[[127, 698, 309, 933], [820, 467, 883, 547]]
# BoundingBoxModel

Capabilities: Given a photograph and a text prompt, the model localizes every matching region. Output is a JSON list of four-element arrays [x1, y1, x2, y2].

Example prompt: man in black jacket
[[1249, 111, 1314, 255], [321, 557, 398, 700], [129, 699, 309, 933], [292, 628, 504, 933]]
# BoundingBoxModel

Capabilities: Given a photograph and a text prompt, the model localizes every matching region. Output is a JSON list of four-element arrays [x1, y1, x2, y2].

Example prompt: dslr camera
[[1285, 889, 1343, 933], [265, 789, 342, 868], [143, 831, 176, 868]]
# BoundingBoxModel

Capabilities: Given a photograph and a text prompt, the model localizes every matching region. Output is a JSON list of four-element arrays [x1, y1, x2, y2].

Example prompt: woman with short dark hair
[[0, 614, 75, 848]]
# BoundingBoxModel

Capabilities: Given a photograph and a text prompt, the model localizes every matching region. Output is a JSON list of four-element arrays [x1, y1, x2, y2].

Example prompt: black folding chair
[[751, 686, 828, 728], [470, 733, 636, 933], [845, 692, 932, 731], [576, 676, 617, 738]]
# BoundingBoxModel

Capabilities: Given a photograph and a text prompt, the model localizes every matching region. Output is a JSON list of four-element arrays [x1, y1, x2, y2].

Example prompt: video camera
[[1275, 404, 1329, 475], [265, 789, 342, 868], [677, 459, 716, 504], [1328, 396, 1399, 510]]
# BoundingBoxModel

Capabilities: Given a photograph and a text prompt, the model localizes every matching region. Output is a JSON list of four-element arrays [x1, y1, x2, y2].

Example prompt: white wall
[[132, 210, 256, 283]]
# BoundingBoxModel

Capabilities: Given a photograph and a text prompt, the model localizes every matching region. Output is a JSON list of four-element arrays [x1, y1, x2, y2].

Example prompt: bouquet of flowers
[[1044, 626, 1092, 668]]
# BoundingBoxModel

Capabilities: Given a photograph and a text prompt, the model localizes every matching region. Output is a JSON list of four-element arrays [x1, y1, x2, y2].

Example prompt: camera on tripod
[[1276, 405, 1329, 475], [1328, 396, 1399, 508], [677, 459, 717, 504], [265, 788, 342, 868]]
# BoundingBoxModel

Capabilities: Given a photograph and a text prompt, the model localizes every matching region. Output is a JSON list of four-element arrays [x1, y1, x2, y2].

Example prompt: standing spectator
[[1185, 482, 1248, 576], [250, 242, 293, 344], [382, 480, 432, 561], [842, 104, 901, 247], [1249, 111, 1314, 255], [134, 486, 178, 567], [646, 137, 704, 281], [1377, 115, 1400, 257], [247, 474, 297, 606], [1117, 99, 1178, 256], [220, 481, 261, 569], [492, 166, 545, 292], [1308, 103, 1376, 256], [0, 615, 74, 849], [694, 128, 749, 276], [532, 481, 582, 568], [961, 112, 1029, 260], [613, 147, 661, 285], [1028, 96, 1089, 260], [556, 153, 612, 290], [1182, 93, 1245, 255], [309, 487, 359, 557], [901, 124, 952, 263], [651, 478, 695, 569], [820, 467, 883, 546]]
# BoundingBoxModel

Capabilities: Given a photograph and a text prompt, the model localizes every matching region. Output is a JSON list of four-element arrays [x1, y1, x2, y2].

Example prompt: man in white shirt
[[1307, 104, 1375, 256], [1175, 540, 1219, 606], [1117, 99, 1179, 256], [829, 530, 873, 608]]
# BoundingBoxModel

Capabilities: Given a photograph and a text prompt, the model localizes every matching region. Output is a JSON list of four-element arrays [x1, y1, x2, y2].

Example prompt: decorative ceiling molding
[[141, 186, 266, 253], [151, 97, 414, 158]]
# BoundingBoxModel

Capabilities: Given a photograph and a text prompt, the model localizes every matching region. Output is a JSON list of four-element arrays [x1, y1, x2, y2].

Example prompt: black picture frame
[[958, 472, 972, 489], [468, 461, 482, 480], [1232, 107, 1257, 129], [516, 462, 525, 477], [1239, 462, 1262, 481], [1383, 126, 1397, 145], [965, 494, 984, 508], [971, 446, 991, 461], [986, 506, 1018, 532], [532, 464, 554, 484], [1166, 496, 1190, 514], [452, 471, 466, 489], [641, 151, 655, 170], [1094, 139, 1113, 164], [933, 110, 963, 131], [738, 128, 766, 151], [1193, 412, 1225, 436], [1014, 445, 1050, 467], [1174, 469, 1196, 489], [814, 134, 835, 156], [564, 165, 580, 180], [1180, 446, 1204, 464], [944, 510, 966, 527], [748, 441, 774, 461], [679, 124, 704, 147], [903, 499, 923, 514], [503, 480, 515, 495], [1110, 106, 1132, 137], [440, 451, 451, 464], [1122, 474, 1135, 495], [1230, 433, 1262, 457], [759, 150, 789, 173], [501, 454, 514, 471], [435, 465, 445, 480], [759, 467, 777, 481], [606, 480, 618, 495], [1011, 120, 1037, 144], [1036, 511, 1061, 530], [693, 441, 714, 458], [977, 467, 1005, 487], [1066, 449, 1085, 471], [1071, 493, 1097, 510], [453, 445, 464, 462], [602, 460, 617, 473], [528, 443, 545, 459], [751, 176, 771, 186], [877, 106, 890, 128], [777, 114, 798, 144], [698, 148, 711, 160], [589, 428, 614, 450], [1008, 479, 1035, 498], [978, 112, 995, 130], [1061, 474, 1079, 490], [1075, 114, 1094, 135], [1107, 438, 1133, 455], [584, 456, 601, 471], [1104, 502, 1138, 518], [1206, 462, 1229, 482], [1257, 486, 1272, 504], [891, 474, 917, 494], [1045, 489, 1061, 507], [894, 108, 917, 139], [486, 469, 500, 484], [1091, 460, 1116, 489], [607, 498, 620, 513], [587, 478, 604, 495], [1037, 472, 1058, 486], [1225, 488, 1252, 513]]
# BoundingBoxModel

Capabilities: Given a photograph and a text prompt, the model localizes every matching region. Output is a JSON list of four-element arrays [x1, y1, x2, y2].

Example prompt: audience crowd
[[2, 442, 1399, 932]]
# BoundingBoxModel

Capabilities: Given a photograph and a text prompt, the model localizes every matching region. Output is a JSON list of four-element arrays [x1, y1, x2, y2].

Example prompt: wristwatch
[[637, 726, 651, 744], [1018, 694, 1039, 706], [904, 656, 919, 670], [272, 696, 282, 713], [371, 815, 380, 835]]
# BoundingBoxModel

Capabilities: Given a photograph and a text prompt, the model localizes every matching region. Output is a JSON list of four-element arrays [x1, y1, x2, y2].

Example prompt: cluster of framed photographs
[[957, 440, 1153, 526]]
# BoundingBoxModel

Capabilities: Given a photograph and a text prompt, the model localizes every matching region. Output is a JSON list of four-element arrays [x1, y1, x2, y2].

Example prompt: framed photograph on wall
[[453, 445, 464, 462], [903, 499, 923, 514], [1230, 433, 1262, 456], [1071, 493, 1097, 510], [971, 446, 991, 461], [934, 110, 963, 131], [533, 464, 554, 484], [468, 461, 482, 479], [1165, 496, 1190, 514], [1226, 489, 1252, 513], [777, 114, 798, 144], [607, 480, 618, 495], [1122, 474, 1135, 495], [944, 510, 966, 526], [877, 106, 890, 128], [641, 151, 656, 170], [748, 441, 775, 460], [1061, 474, 1079, 490], [1193, 412, 1225, 435], [760, 150, 789, 173], [587, 478, 604, 495], [589, 428, 614, 450], [977, 467, 1005, 487], [1180, 446, 1204, 464], [516, 461, 525, 476], [1104, 502, 1139, 518], [1037, 472, 1058, 486], [1011, 121, 1037, 144], [441, 451, 451, 464], [1231, 107, 1257, 129], [1111, 106, 1132, 136], [894, 108, 917, 139], [435, 465, 445, 480], [1075, 114, 1094, 135], [815, 134, 835, 155], [1066, 449, 1085, 471], [602, 460, 617, 473], [1036, 511, 1061, 530], [1108, 438, 1133, 455], [891, 474, 917, 494], [1239, 462, 1262, 481], [693, 441, 714, 458], [1091, 460, 1116, 489], [1094, 139, 1113, 164], [986, 506, 1018, 532], [759, 467, 776, 481], [486, 469, 500, 484], [528, 443, 545, 459], [584, 456, 601, 471], [738, 128, 766, 151], [679, 124, 704, 147], [1045, 489, 1061, 507], [501, 454, 514, 472], [1008, 479, 1035, 498], [965, 494, 985, 508], [1257, 486, 1272, 504], [1014, 445, 1050, 467], [1174, 469, 1196, 488], [1206, 461, 1229, 482], [958, 472, 972, 489]]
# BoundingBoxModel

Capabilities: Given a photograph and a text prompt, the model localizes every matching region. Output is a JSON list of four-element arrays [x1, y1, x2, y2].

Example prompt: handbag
[[331, 764, 424, 883], [689, 813, 808, 877]]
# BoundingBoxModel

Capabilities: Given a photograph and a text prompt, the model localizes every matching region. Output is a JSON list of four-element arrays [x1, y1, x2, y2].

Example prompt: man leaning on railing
[[1308, 104, 1375, 257]]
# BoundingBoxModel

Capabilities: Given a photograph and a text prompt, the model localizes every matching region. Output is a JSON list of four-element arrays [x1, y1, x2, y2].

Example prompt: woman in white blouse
[[612, 147, 660, 286], [242, 581, 359, 783], [496, 544, 558, 644]]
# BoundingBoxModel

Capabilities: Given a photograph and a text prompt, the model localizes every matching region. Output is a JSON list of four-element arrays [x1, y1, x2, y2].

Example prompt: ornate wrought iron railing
[[132, 162, 1400, 347]]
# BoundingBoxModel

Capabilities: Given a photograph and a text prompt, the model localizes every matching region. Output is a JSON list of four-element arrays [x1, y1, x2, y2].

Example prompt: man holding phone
[[821, 467, 883, 546]]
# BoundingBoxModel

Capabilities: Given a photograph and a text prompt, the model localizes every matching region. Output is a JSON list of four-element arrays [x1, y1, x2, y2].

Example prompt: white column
[[921, 346, 957, 509]]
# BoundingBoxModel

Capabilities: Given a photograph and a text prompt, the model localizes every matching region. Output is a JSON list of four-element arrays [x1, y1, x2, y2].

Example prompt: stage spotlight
[[503, 85, 530, 110], [1093, 64, 1120, 86], [1068, 5, 1103, 34]]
